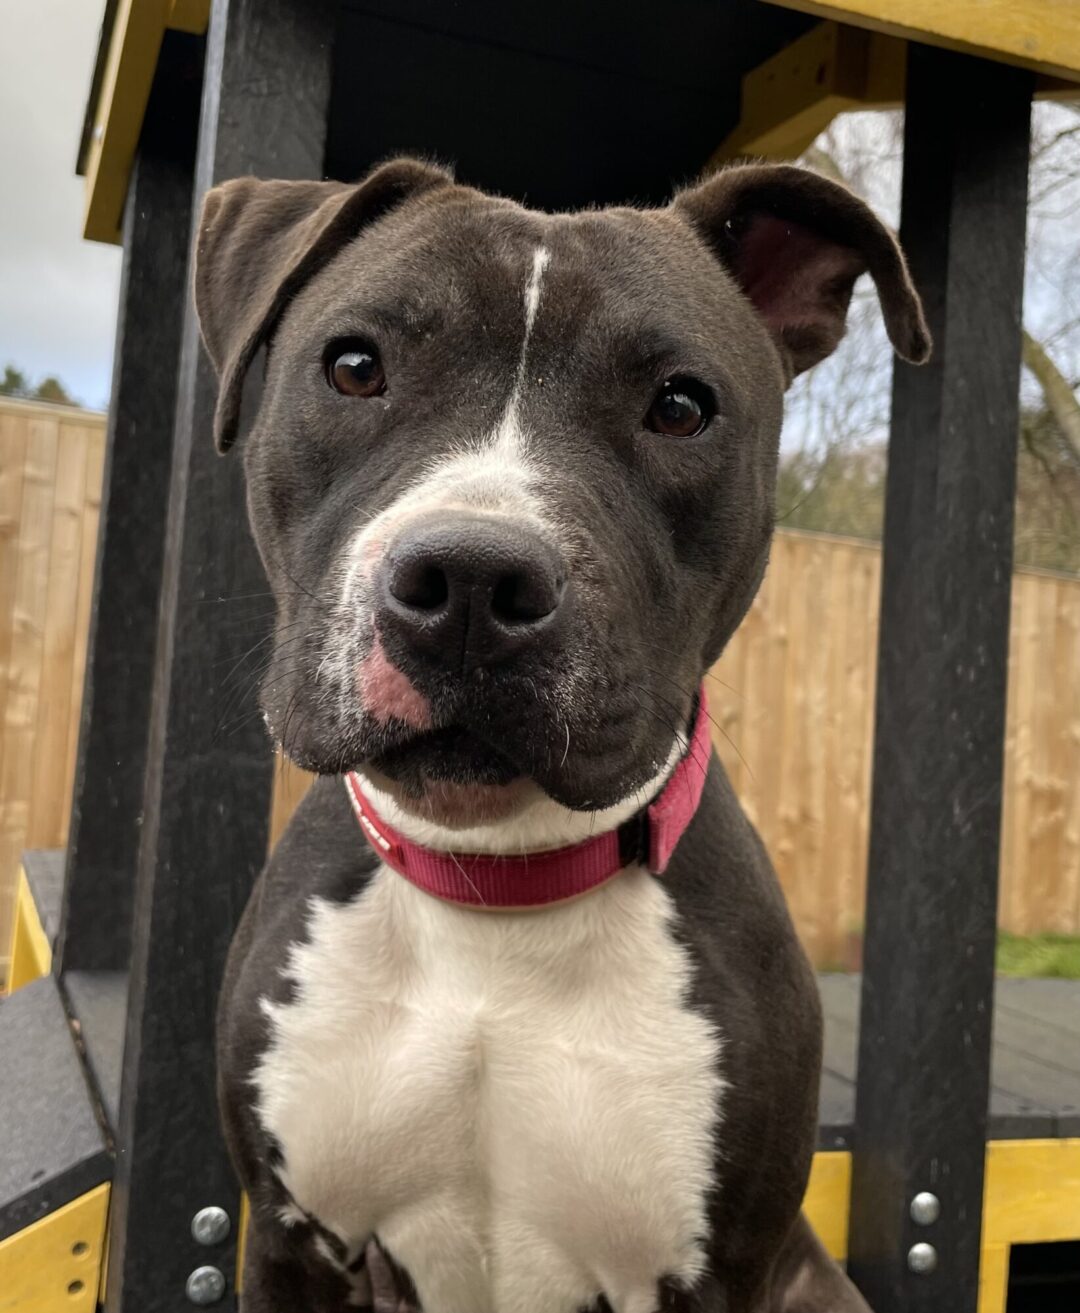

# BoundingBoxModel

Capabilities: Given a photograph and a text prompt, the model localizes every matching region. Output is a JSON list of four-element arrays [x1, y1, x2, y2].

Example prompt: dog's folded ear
[[195, 156, 454, 452], [674, 163, 930, 384]]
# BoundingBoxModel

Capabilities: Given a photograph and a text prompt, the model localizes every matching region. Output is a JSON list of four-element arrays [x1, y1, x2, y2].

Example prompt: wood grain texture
[[0, 401, 104, 988]]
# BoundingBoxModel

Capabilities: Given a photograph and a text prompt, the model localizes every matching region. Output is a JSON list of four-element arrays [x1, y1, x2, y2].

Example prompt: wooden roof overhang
[[78, 0, 1079, 245]]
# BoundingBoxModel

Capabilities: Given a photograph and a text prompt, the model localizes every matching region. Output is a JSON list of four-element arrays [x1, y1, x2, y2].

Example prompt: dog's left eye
[[645, 377, 715, 438], [326, 341, 386, 397]]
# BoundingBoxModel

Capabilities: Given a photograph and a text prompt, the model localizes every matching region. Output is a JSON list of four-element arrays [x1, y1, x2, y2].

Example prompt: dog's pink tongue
[[358, 637, 433, 729]]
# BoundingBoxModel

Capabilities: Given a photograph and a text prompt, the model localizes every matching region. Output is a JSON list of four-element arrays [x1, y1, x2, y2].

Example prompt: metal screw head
[[910, 1191, 941, 1226], [186, 1265, 226, 1305], [907, 1242, 938, 1275], [191, 1205, 231, 1246]]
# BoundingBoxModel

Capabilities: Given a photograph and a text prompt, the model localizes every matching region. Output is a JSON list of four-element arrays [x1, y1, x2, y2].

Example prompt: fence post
[[103, 3, 335, 1308], [848, 46, 1032, 1313]]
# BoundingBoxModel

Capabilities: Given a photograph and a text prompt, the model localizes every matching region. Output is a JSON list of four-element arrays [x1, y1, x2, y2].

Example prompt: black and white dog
[[196, 158, 928, 1313]]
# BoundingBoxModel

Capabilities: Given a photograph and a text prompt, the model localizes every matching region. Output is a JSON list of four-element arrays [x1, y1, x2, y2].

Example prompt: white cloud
[[0, 0, 122, 409]]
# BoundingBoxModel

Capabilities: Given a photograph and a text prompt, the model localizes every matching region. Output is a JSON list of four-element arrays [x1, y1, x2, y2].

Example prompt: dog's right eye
[[326, 341, 386, 397], [644, 377, 715, 438]]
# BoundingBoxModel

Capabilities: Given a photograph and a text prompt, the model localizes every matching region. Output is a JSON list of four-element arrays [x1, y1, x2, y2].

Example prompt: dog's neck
[[343, 692, 712, 911], [353, 734, 686, 858]]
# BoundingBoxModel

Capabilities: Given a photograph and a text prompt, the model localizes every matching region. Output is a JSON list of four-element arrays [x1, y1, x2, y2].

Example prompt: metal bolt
[[191, 1206, 231, 1246], [910, 1191, 941, 1226], [185, 1265, 226, 1305], [907, 1242, 938, 1275]]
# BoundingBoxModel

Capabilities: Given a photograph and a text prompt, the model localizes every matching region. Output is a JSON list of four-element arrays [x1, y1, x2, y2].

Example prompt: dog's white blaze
[[523, 244, 551, 342], [336, 244, 562, 661], [254, 869, 722, 1313]]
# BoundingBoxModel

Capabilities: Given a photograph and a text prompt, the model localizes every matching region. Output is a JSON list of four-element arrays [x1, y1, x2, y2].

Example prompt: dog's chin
[[366, 727, 531, 829], [365, 767, 536, 829]]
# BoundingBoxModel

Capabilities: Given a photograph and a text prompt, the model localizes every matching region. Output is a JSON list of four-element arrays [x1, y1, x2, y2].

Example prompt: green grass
[[996, 932, 1080, 980]]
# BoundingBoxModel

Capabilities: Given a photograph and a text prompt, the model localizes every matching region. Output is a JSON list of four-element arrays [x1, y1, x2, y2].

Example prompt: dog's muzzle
[[376, 511, 570, 675]]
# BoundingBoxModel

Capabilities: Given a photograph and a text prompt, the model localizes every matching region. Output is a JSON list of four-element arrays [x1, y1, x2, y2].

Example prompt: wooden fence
[[0, 398, 106, 980], [2, 393, 1078, 975], [709, 530, 1080, 966]]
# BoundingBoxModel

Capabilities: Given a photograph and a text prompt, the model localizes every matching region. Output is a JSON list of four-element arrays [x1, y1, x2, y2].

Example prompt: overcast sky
[[0, 1, 121, 410]]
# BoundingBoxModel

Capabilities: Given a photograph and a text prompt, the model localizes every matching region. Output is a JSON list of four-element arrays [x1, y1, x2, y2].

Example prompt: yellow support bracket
[[710, 22, 905, 165], [6, 864, 52, 994], [711, 18, 1078, 169], [0, 1185, 110, 1313]]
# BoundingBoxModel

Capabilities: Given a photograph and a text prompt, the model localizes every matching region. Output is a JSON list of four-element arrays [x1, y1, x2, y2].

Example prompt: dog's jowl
[[197, 159, 928, 1313]]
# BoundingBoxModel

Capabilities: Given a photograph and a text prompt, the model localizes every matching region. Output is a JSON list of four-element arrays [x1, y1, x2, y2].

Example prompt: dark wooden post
[[848, 47, 1032, 1313], [58, 32, 203, 977], [104, 3, 335, 1309]]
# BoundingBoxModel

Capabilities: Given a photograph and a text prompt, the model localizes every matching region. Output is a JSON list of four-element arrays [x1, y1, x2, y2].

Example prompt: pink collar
[[344, 688, 711, 909]]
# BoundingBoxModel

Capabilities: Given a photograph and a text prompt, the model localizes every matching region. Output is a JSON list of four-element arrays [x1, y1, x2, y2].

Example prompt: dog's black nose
[[379, 513, 568, 670]]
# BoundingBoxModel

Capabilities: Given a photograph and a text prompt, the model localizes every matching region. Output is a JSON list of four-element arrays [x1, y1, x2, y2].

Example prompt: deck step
[[0, 974, 111, 1240]]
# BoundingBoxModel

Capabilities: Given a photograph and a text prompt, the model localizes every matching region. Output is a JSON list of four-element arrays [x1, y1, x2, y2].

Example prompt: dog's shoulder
[[218, 775, 380, 1062]]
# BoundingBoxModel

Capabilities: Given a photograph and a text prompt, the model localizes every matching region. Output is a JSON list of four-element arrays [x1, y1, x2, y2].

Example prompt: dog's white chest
[[255, 867, 721, 1313]]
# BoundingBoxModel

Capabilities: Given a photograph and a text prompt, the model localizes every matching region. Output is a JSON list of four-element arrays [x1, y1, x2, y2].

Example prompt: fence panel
[[0, 399, 106, 979]]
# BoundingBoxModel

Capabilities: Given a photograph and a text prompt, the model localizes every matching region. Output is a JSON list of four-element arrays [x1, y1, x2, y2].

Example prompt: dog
[[196, 156, 928, 1313]]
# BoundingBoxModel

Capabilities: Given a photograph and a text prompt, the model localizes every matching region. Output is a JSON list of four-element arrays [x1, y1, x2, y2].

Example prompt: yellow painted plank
[[168, 0, 210, 34], [83, 0, 171, 245], [978, 1243, 1010, 1313], [6, 864, 52, 993], [803, 1151, 851, 1259], [0, 1184, 109, 1313], [766, 0, 1080, 82], [982, 1138, 1080, 1247], [237, 1192, 249, 1289]]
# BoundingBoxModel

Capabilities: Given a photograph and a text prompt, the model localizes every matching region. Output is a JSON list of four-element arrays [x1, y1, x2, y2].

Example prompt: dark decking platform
[[0, 973, 111, 1240], [819, 973, 1080, 1148]]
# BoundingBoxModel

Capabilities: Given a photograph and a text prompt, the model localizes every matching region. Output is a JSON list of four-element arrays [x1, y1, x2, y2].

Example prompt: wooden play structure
[[2, 1, 1080, 1310]]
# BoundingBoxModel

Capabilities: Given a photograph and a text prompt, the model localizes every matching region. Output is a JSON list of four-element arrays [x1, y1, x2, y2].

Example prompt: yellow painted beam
[[6, 864, 52, 994], [168, 0, 210, 35], [803, 1150, 851, 1260], [236, 1192, 249, 1289], [82, 0, 208, 245], [0, 1184, 109, 1313], [766, 0, 1080, 83], [710, 21, 904, 165], [982, 1137, 1080, 1246], [82, 0, 171, 245]]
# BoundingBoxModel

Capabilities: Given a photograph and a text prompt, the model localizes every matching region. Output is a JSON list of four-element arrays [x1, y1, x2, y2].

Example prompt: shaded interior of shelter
[[324, 0, 815, 206], [1008, 1241, 1080, 1312]]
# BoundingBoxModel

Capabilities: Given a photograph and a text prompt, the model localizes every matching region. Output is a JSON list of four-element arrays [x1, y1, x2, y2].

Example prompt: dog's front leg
[[239, 1218, 353, 1313], [241, 1221, 423, 1313], [764, 1213, 871, 1313]]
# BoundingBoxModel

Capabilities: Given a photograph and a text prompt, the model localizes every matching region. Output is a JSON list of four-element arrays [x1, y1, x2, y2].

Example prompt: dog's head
[[196, 158, 926, 830]]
